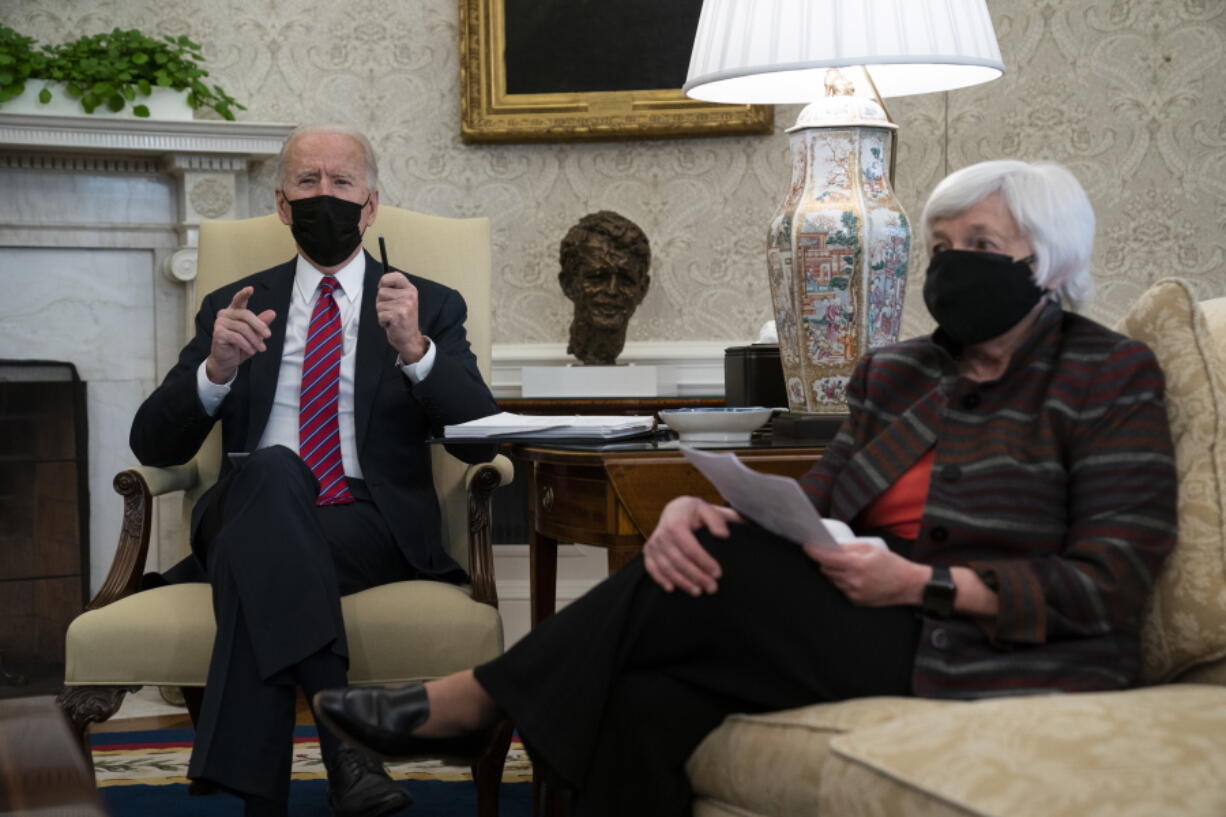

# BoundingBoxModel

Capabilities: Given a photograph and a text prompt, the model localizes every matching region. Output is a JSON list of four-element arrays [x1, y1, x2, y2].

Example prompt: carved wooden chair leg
[[56, 684, 140, 769], [472, 719, 515, 817]]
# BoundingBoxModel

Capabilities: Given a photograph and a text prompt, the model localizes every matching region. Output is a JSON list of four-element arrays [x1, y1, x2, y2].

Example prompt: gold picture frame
[[459, 0, 773, 144]]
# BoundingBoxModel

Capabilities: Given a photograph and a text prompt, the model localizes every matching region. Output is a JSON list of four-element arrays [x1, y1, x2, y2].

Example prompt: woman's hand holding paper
[[806, 543, 928, 607]]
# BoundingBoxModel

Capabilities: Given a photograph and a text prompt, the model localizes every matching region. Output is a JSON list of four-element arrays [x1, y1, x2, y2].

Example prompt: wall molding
[[0, 153, 165, 174], [496, 579, 597, 602], [491, 339, 732, 399], [0, 223, 179, 249], [492, 544, 606, 646], [0, 113, 293, 157], [489, 544, 598, 560]]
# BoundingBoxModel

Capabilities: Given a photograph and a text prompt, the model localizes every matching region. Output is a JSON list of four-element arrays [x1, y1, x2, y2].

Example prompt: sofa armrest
[[88, 464, 202, 611], [465, 455, 513, 608]]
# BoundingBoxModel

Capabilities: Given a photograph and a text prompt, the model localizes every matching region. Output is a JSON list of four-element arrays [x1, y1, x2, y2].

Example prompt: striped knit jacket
[[800, 301, 1177, 699]]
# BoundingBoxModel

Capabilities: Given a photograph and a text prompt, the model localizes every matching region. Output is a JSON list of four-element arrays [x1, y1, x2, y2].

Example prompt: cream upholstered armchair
[[686, 279, 1226, 817], [57, 207, 515, 815]]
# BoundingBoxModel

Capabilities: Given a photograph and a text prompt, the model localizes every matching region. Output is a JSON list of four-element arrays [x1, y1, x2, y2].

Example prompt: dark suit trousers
[[185, 446, 413, 800], [474, 523, 922, 817]]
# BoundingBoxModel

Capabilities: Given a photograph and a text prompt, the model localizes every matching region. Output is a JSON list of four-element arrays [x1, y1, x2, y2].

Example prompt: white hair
[[276, 123, 379, 191], [921, 160, 1096, 308]]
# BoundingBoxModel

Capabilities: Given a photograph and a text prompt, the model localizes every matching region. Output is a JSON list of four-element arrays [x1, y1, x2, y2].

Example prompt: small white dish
[[658, 407, 776, 442]]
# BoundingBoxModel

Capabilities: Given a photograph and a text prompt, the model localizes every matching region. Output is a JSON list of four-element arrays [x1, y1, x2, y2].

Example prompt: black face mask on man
[[281, 193, 369, 268], [923, 249, 1045, 346]]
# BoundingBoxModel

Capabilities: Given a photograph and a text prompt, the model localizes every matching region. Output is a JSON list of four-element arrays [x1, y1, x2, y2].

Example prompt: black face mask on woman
[[282, 193, 369, 267], [923, 249, 1044, 346]]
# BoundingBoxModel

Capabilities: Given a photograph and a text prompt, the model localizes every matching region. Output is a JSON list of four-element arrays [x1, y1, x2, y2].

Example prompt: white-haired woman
[[317, 160, 1178, 816]]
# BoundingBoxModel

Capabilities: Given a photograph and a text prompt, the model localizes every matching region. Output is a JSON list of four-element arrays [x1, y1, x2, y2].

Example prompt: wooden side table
[[511, 440, 823, 625], [0, 696, 106, 815]]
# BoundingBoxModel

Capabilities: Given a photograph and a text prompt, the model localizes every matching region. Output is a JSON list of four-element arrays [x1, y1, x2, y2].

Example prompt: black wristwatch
[[921, 564, 957, 618]]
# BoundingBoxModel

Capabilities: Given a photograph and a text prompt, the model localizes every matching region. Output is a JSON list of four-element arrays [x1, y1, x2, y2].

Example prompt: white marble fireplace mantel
[[0, 113, 293, 592], [0, 114, 293, 285]]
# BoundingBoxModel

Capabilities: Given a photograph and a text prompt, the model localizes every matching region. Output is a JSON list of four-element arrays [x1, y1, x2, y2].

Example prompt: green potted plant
[[0, 25, 49, 105], [0, 26, 245, 120]]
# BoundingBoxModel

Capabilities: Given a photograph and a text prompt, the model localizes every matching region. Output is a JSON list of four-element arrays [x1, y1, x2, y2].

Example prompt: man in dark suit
[[130, 123, 500, 817]]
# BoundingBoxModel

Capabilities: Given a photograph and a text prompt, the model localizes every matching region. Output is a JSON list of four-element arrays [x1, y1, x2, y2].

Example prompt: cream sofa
[[688, 279, 1226, 817]]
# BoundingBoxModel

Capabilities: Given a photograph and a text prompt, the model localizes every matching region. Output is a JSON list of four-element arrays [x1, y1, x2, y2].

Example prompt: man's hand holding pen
[[377, 272, 428, 363]]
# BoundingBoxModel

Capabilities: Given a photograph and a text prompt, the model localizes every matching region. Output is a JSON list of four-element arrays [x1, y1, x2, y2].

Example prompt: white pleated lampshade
[[684, 0, 1005, 104]]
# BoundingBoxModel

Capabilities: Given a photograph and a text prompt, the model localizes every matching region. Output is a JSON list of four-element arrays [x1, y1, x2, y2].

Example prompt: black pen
[[378, 235, 391, 275]]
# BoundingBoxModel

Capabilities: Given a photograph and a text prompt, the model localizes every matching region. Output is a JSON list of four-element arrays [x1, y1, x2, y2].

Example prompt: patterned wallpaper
[[9, 0, 1225, 344]]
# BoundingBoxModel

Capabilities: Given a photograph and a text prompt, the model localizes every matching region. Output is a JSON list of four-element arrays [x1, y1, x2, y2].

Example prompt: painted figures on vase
[[767, 98, 911, 414]]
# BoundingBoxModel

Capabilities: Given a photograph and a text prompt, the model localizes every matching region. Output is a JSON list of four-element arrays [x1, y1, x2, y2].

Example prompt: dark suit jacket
[[130, 250, 500, 581]]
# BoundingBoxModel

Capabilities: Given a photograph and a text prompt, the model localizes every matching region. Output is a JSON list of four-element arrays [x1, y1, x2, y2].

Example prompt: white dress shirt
[[196, 252, 437, 477]]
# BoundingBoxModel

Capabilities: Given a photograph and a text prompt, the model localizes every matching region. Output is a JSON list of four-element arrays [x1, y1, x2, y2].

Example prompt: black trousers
[[183, 445, 413, 800], [474, 523, 922, 817]]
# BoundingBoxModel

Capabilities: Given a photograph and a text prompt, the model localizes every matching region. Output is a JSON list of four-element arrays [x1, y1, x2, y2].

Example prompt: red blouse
[[859, 447, 935, 540]]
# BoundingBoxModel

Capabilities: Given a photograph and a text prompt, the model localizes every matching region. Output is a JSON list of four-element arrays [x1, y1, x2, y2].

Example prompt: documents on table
[[680, 445, 885, 550], [443, 412, 656, 440]]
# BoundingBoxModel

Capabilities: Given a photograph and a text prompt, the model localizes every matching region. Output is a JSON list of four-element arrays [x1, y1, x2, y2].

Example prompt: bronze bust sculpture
[[559, 211, 651, 365]]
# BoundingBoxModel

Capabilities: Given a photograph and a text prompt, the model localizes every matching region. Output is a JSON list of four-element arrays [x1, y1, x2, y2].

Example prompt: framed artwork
[[460, 0, 773, 143]]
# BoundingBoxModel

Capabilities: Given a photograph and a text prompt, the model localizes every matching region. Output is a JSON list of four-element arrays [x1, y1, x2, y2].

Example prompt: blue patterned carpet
[[91, 726, 532, 816]]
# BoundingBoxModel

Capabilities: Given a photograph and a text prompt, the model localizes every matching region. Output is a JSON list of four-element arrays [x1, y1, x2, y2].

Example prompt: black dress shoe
[[314, 684, 497, 761], [327, 744, 412, 817]]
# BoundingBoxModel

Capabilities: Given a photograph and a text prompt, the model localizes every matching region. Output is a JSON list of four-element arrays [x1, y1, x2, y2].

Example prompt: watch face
[[923, 566, 956, 617]]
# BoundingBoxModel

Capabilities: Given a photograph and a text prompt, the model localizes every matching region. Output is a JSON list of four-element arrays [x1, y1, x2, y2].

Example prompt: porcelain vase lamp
[[768, 86, 909, 412], [684, 0, 1006, 423]]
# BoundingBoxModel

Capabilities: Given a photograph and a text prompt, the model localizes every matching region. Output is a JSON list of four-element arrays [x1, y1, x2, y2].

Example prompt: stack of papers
[[443, 412, 656, 440]]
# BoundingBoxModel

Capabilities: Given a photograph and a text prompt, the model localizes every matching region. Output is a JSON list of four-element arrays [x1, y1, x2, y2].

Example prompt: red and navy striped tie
[[299, 276, 353, 506]]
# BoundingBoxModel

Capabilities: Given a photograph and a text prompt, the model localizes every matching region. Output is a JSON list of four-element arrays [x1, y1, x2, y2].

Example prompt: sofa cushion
[[692, 802, 759, 817], [820, 685, 1226, 817], [686, 697, 952, 816], [1116, 281, 1226, 682], [64, 581, 503, 687], [1177, 655, 1226, 685]]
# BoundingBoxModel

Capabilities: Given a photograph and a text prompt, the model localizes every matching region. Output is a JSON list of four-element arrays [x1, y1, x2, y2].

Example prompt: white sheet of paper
[[681, 445, 884, 550], [444, 411, 654, 439]]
